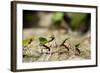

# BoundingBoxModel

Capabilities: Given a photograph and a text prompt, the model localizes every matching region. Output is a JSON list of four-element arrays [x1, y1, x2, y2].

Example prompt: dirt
[[23, 28, 91, 62]]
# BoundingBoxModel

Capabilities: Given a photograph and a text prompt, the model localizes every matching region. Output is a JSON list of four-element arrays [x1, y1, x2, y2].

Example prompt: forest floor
[[23, 28, 91, 62]]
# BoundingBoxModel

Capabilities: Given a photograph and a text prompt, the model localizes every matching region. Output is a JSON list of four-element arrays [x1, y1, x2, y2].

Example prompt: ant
[[28, 38, 33, 44], [40, 35, 57, 54], [60, 38, 69, 51], [74, 43, 81, 55], [23, 38, 33, 50]]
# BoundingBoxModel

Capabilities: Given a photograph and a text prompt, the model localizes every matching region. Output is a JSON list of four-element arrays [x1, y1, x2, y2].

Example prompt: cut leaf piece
[[52, 12, 64, 23], [39, 37, 48, 45], [23, 37, 34, 45]]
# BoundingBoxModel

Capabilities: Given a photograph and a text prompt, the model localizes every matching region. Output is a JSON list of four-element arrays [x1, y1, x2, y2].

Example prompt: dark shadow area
[[23, 10, 39, 28]]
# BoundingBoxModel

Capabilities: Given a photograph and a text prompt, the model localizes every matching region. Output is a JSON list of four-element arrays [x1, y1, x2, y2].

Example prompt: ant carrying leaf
[[75, 43, 81, 55], [23, 37, 34, 50], [39, 35, 57, 54], [60, 38, 69, 51], [39, 37, 51, 54], [23, 37, 34, 46]]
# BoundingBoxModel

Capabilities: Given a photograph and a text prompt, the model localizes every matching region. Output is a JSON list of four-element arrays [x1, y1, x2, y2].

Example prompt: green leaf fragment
[[70, 13, 87, 30], [23, 37, 34, 45], [23, 39, 29, 46], [39, 37, 48, 45], [52, 12, 64, 23], [75, 43, 80, 47]]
